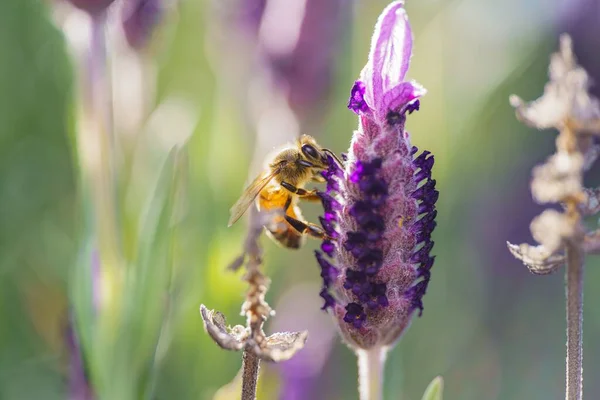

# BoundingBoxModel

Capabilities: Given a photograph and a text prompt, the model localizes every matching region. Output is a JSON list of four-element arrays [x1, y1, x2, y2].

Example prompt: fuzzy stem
[[565, 242, 584, 400], [241, 349, 260, 400], [357, 347, 388, 400]]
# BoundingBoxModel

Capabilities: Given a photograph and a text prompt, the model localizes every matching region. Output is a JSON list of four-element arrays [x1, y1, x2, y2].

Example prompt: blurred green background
[[2, 0, 600, 399]]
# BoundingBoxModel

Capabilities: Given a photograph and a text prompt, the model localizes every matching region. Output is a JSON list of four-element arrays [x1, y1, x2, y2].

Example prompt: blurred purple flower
[[66, 315, 94, 400], [271, 285, 337, 400], [237, 0, 267, 35], [122, 0, 164, 49], [66, 250, 101, 399], [66, 0, 115, 15], [315, 1, 437, 350], [240, 0, 349, 120], [560, 0, 600, 98]]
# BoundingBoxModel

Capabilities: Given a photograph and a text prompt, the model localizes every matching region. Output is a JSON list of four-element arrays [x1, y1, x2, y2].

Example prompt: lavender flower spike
[[317, 0, 437, 351]]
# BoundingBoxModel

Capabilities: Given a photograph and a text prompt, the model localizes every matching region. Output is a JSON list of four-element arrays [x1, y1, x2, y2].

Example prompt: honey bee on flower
[[229, 134, 343, 249]]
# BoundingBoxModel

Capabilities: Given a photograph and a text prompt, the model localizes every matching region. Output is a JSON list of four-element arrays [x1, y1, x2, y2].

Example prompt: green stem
[[357, 347, 388, 400], [88, 12, 120, 268]]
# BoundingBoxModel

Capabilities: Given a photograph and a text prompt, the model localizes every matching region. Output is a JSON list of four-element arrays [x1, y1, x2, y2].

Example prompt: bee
[[228, 135, 342, 249]]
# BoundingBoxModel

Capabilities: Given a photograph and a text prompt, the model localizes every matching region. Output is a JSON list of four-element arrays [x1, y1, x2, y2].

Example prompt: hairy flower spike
[[315, 1, 437, 350]]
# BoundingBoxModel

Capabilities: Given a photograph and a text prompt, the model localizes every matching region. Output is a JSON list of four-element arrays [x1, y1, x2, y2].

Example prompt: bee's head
[[298, 134, 329, 169], [297, 134, 344, 172]]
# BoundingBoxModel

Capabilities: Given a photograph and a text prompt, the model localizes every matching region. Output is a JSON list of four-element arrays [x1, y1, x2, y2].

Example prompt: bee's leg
[[282, 196, 293, 214], [280, 181, 321, 201], [284, 215, 330, 240]]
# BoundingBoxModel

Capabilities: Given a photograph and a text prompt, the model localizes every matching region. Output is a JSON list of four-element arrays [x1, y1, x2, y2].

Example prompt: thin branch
[[199, 37, 308, 397], [508, 35, 594, 400], [570, 119, 600, 134], [241, 349, 260, 400], [200, 208, 307, 396], [238, 206, 269, 397], [559, 119, 585, 400], [565, 242, 584, 400]]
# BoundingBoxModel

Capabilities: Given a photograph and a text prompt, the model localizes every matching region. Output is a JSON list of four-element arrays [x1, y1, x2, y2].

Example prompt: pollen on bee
[[398, 216, 405, 228]]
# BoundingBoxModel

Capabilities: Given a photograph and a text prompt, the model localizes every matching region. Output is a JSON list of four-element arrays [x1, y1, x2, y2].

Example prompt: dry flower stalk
[[200, 208, 307, 400], [508, 35, 600, 400]]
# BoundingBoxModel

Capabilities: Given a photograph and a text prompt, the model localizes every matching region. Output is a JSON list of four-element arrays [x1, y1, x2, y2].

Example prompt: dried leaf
[[531, 152, 583, 204], [578, 188, 600, 216], [200, 305, 247, 351], [507, 242, 565, 275], [577, 135, 600, 170], [509, 92, 568, 130], [510, 35, 600, 131], [252, 331, 308, 362], [530, 210, 575, 254]]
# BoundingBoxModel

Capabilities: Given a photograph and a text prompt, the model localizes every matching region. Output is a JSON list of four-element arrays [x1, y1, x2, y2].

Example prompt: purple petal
[[320, 289, 336, 310], [348, 81, 370, 114], [381, 81, 426, 116], [324, 211, 337, 221], [406, 99, 420, 114], [321, 240, 335, 256], [343, 303, 366, 328], [67, 316, 94, 400], [350, 161, 364, 183]]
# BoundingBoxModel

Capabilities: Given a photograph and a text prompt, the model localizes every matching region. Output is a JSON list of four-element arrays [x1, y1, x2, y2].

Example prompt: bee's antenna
[[323, 149, 344, 167]]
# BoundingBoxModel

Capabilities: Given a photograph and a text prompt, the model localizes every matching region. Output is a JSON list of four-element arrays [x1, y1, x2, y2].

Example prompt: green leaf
[[92, 146, 186, 400], [421, 376, 444, 400], [130, 146, 184, 397], [69, 238, 97, 356]]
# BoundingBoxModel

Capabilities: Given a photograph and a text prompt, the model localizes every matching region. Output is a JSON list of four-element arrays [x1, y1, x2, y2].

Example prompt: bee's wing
[[228, 169, 279, 227]]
